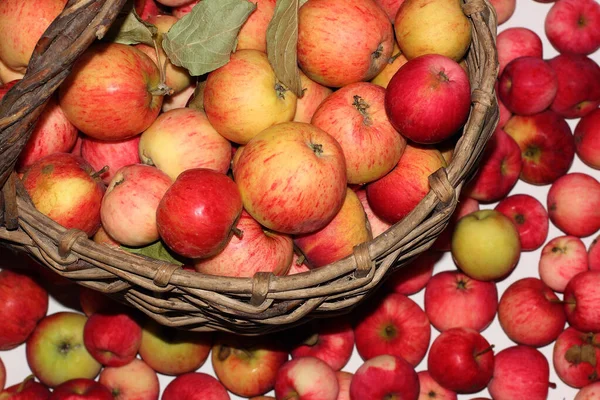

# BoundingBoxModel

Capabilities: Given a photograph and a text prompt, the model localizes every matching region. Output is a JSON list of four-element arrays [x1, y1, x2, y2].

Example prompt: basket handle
[[0, 0, 127, 193]]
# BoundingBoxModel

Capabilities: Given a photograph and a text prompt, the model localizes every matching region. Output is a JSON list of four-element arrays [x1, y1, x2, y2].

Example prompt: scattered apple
[[0, 269, 48, 351], [83, 311, 142, 367], [162, 373, 230, 400], [335, 371, 352, 400], [354, 292, 430, 366], [539, 235, 589, 292], [427, 327, 495, 394], [553, 327, 600, 388], [26, 312, 101, 387], [350, 355, 419, 400], [432, 196, 480, 251], [424, 270, 498, 332], [545, 0, 600, 56], [451, 209, 521, 281], [489, 0, 516, 24], [564, 270, 600, 333], [575, 108, 600, 169], [504, 111, 575, 185], [274, 357, 339, 400], [98, 359, 159, 400], [547, 172, 600, 238], [417, 370, 457, 400], [590, 236, 600, 270], [575, 381, 600, 399], [49, 379, 113, 400], [494, 193, 549, 251], [498, 277, 566, 347], [496, 27, 544, 76], [0, 376, 50, 400], [385, 251, 440, 296]]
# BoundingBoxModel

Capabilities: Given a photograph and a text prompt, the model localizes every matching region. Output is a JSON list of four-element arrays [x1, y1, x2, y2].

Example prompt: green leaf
[[266, 0, 303, 97], [121, 241, 186, 266], [104, 0, 157, 46], [162, 0, 257, 76]]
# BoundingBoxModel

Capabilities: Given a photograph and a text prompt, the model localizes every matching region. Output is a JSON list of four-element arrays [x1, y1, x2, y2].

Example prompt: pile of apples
[[0, 0, 600, 398]]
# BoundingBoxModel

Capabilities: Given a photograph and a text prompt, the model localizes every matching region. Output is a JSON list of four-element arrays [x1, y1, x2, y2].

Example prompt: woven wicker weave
[[0, 0, 499, 335]]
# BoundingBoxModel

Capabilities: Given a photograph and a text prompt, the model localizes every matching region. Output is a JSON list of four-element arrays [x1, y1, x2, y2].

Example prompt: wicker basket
[[0, 0, 499, 335]]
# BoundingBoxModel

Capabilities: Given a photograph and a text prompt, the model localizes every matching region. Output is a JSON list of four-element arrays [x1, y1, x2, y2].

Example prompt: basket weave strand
[[0, 0, 499, 335]]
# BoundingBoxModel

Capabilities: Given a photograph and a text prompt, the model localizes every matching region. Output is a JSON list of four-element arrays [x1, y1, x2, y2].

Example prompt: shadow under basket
[[0, 0, 499, 335]]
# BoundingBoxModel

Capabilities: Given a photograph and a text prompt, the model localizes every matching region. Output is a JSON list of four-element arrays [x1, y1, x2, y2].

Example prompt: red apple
[[385, 54, 470, 144], [79, 287, 120, 317], [547, 54, 600, 119], [575, 108, 600, 169], [290, 319, 354, 371], [564, 270, 600, 333], [135, 0, 161, 21], [488, 345, 552, 400], [366, 144, 446, 224], [417, 370, 457, 400], [545, 0, 600, 56], [463, 129, 522, 203], [0, 377, 50, 400], [162, 373, 230, 400], [590, 236, 600, 270], [194, 210, 293, 277], [101, 164, 172, 247], [504, 110, 575, 185], [98, 359, 159, 400], [496, 27, 544, 76], [575, 381, 600, 399], [356, 188, 391, 238], [0, 0, 66, 77], [427, 327, 495, 394], [497, 91, 512, 130], [274, 357, 339, 400], [499, 57, 558, 116], [22, 153, 106, 236], [234, 122, 347, 235], [498, 277, 566, 347], [489, 0, 516, 24], [495, 193, 549, 251], [235, 0, 276, 52], [294, 70, 333, 124], [350, 355, 419, 400], [335, 371, 352, 400], [539, 236, 589, 293], [83, 312, 142, 367], [138, 320, 212, 376], [203, 49, 297, 144], [311, 82, 406, 184], [297, 0, 394, 87], [139, 108, 232, 181], [553, 327, 600, 388], [354, 292, 430, 366], [385, 251, 440, 296], [374, 0, 406, 22], [156, 168, 243, 259], [432, 196, 480, 251], [294, 188, 372, 268], [59, 42, 163, 141], [425, 270, 498, 332], [26, 312, 102, 388], [548, 172, 600, 237], [0, 269, 48, 350], [172, 1, 198, 18], [49, 379, 113, 400], [211, 335, 288, 398], [80, 135, 141, 185]]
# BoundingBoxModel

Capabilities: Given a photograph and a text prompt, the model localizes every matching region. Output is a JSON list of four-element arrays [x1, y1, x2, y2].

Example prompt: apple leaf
[[104, 1, 157, 46], [162, 0, 257, 77], [266, 0, 303, 97], [120, 241, 185, 266]]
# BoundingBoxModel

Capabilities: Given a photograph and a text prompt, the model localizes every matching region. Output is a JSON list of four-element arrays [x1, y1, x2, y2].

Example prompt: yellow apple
[[451, 209, 521, 281], [394, 0, 472, 61], [370, 43, 408, 88]]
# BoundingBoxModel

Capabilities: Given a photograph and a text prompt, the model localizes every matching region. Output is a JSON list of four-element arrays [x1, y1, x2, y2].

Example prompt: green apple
[[451, 210, 521, 281], [26, 312, 102, 387], [138, 319, 212, 376]]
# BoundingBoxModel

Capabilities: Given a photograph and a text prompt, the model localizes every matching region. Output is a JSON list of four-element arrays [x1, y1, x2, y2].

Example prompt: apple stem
[[296, 254, 305, 265], [549, 298, 575, 305], [388, 51, 402, 64], [152, 37, 173, 96], [302, 332, 319, 347], [91, 165, 109, 179], [282, 392, 300, 400], [549, 381, 557, 389], [232, 226, 244, 239], [474, 344, 495, 357]]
